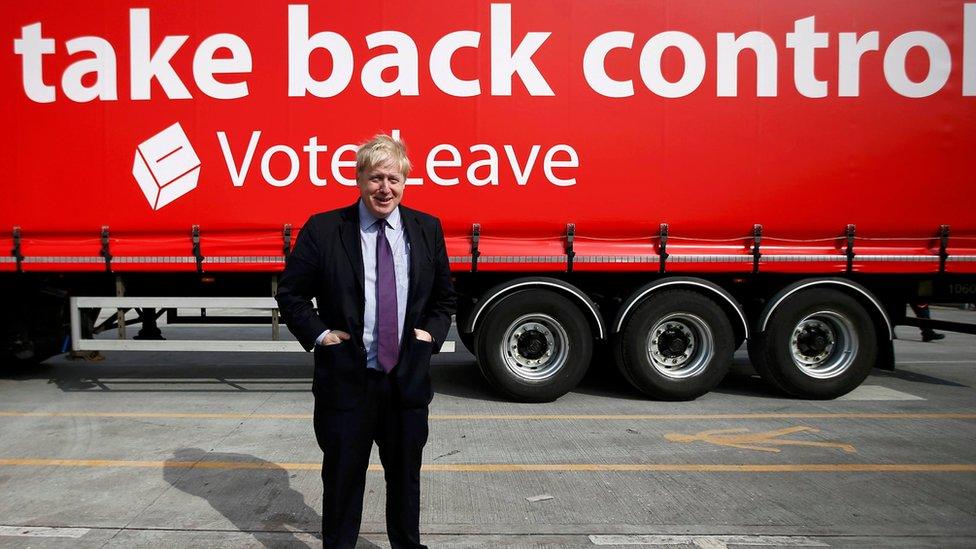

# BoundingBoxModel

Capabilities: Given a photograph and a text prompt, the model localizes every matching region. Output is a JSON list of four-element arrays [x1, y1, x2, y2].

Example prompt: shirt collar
[[358, 199, 401, 232]]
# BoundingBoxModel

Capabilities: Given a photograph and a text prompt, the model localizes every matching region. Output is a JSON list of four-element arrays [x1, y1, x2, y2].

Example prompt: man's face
[[358, 158, 405, 219]]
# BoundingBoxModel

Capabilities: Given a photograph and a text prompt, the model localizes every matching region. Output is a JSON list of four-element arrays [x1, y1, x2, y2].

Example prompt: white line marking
[[897, 360, 975, 365], [589, 534, 829, 548], [0, 525, 90, 538], [837, 385, 925, 401]]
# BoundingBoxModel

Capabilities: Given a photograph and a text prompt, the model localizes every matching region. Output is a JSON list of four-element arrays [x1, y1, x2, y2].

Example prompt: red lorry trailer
[[2, 0, 974, 401]]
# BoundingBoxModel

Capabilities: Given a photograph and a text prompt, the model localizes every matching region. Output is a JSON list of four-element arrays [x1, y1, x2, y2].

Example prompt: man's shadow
[[163, 448, 323, 547]]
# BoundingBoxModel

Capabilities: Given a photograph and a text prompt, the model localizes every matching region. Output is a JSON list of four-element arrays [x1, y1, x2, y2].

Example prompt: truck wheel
[[475, 289, 592, 402], [753, 288, 876, 399], [614, 290, 733, 400]]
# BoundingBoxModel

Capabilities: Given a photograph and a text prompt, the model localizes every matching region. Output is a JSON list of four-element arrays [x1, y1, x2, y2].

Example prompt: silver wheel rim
[[645, 313, 714, 379], [501, 314, 569, 381], [789, 310, 858, 379]]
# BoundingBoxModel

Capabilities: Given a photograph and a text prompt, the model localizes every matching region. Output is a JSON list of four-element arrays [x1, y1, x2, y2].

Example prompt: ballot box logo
[[132, 122, 201, 210]]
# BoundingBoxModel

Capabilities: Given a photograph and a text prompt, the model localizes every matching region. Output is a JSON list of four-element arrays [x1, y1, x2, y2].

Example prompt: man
[[910, 303, 945, 342], [275, 134, 456, 548]]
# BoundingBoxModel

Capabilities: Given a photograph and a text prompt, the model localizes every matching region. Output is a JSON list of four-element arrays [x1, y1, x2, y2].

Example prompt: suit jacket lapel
[[338, 202, 366, 306], [401, 207, 425, 314]]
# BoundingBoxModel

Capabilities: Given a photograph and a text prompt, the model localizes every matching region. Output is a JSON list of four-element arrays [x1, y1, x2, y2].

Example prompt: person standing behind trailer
[[910, 303, 945, 342], [275, 134, 456, 549]]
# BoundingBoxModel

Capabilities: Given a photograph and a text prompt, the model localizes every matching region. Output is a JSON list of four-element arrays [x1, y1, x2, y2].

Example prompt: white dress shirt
[[317, 200, 410, 371]]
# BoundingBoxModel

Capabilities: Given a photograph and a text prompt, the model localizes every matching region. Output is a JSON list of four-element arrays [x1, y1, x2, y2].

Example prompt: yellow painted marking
[[430, 413, 976, 421], [419, 463, 976, 473], [0, 412, 310, 420], [0, 458, 318, 470], [0, 458, 973, 473], [1, 411, 975, 421], [665, 426, 856, 453]]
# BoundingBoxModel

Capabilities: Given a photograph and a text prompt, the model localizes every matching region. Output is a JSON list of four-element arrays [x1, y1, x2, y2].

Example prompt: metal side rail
[[69, 297, 457, 353], [69, 296, 305, 353]]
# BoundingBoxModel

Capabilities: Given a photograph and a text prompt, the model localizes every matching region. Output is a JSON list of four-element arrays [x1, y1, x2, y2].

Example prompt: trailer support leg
[[115, 276, 126, 339]]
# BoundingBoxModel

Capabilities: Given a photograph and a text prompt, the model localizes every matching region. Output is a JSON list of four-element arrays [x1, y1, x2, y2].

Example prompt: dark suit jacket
[[275, 202, 457, 410]]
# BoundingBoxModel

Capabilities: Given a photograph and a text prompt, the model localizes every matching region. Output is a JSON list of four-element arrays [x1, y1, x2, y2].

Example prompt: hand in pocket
[[323, 330, 351, 346]]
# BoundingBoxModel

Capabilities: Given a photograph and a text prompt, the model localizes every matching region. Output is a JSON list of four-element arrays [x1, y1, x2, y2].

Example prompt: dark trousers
[[313, 368, 429, 549], [910, 303, 936, 336]]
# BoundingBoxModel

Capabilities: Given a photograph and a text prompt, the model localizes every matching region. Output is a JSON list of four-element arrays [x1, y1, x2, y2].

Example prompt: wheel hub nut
[[658, 326, 689, 358], [797, 325, 831, 356], [516, 331, 548, 360]]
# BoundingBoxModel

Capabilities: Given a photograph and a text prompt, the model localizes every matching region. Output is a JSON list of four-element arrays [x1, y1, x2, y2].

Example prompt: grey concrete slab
[[4, 529, 975, 549], [1, 311, 975, 547]]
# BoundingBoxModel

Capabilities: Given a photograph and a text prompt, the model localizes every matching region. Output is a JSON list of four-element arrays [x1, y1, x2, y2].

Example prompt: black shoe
[[922, 332, 945, 342]]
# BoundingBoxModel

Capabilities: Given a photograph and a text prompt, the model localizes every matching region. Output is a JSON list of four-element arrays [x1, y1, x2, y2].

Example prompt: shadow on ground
[[163, 448, 328, 548], [2, 352, 314, 392], [7, 338, 966, 397], [13, 353, 512, 401], [875, 368, 968, 387], [429, 360, 510, 403]]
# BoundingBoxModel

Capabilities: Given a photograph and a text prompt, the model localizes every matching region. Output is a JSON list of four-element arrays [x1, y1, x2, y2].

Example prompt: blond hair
[[356, 134, 412, 180]]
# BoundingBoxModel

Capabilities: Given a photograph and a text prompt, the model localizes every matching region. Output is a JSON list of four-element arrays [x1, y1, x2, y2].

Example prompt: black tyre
[[614, 290, 734, 400], [475, 289, 592, 402], [753, 288, 877, 399]]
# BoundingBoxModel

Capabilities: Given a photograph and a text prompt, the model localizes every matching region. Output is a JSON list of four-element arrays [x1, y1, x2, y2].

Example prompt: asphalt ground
[[1, 307, 974, 548]]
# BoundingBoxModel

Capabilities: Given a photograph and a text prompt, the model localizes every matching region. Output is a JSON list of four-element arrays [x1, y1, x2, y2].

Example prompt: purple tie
[[376, 219, 399, 372]]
